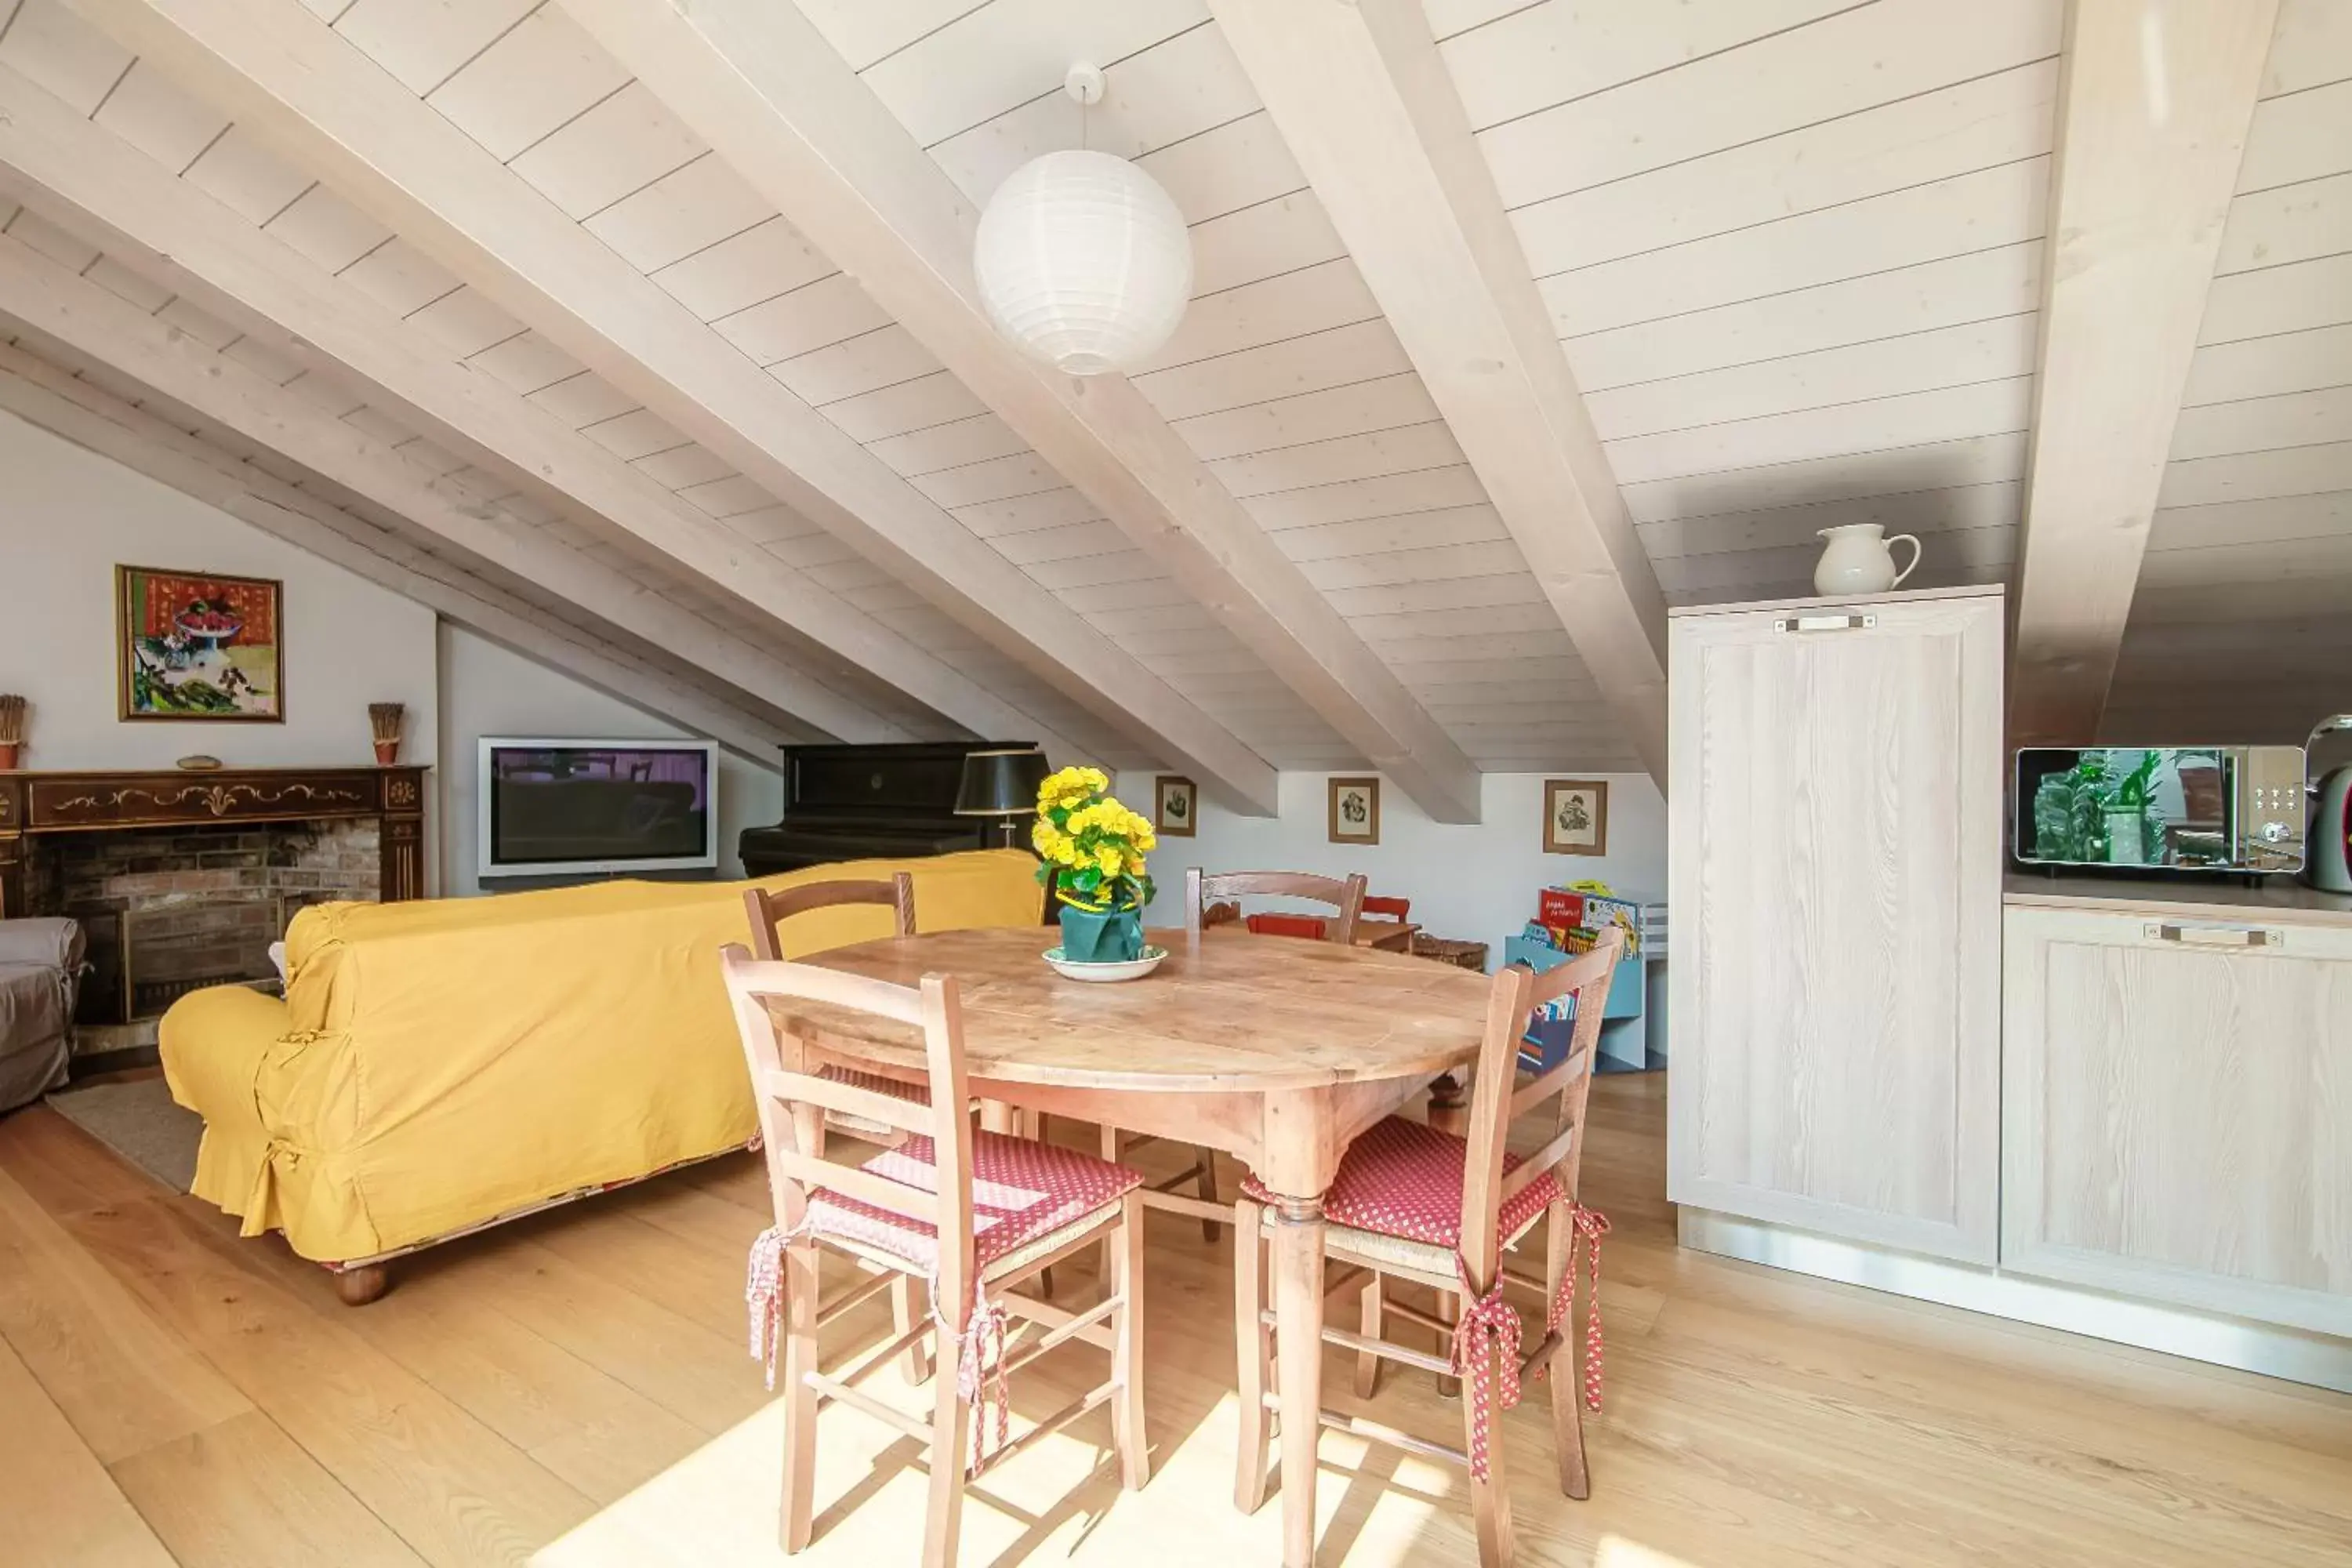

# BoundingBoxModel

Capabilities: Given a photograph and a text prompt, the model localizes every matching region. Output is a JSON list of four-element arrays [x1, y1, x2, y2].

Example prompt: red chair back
[[1244, 912, 1329, 940], [1361, 895, 1410, 920]]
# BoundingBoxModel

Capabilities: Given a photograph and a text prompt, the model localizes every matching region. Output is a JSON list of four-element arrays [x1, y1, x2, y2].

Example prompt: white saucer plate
[[1042, 944, 1169, 982]]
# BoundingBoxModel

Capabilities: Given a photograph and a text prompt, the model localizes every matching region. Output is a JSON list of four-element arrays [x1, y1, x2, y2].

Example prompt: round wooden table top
[[779, 924, 1494, 1092]]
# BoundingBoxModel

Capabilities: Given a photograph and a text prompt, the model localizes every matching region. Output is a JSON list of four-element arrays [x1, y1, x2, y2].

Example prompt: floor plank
[[109, 1410, 430, 1568], [0, 1162, 252, 1465], [0, 1331, 177, 1567]]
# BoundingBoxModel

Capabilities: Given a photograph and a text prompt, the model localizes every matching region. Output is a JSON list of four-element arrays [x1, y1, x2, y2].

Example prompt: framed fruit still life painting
[[117, 565, 284, 723]]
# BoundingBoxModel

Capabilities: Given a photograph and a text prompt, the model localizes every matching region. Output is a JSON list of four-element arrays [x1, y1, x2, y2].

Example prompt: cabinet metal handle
[[1774, 613, 1878, 633], [2147, 923, 2278, 948]]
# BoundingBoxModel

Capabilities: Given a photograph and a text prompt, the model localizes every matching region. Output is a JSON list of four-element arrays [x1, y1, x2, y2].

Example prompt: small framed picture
[[1543, 779, 1607, 856], [1154, 775, 1197, 837], [1327, 775, 1381, 846], [117, 564, 284, 723]]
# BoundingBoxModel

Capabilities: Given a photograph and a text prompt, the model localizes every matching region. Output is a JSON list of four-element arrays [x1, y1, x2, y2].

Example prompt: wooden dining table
[[782, 923, 1494, 1566]]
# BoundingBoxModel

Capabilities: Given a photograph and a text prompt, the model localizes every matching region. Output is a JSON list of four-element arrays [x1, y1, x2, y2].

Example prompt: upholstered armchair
[[0, 916, 83, 1112]]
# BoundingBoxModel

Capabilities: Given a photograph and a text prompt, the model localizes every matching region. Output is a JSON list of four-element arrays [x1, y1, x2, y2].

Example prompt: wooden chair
[[746, 875, 935, 1131], [721, 946, 1152, 1565], [1185, 867, 1367, 946], [1230, 928, 1622, 1566], [1090, 868, 1370, 1244]]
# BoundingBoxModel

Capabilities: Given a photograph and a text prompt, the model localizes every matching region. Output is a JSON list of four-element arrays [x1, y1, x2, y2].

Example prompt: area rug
[[43, 1075, 202, 1193]]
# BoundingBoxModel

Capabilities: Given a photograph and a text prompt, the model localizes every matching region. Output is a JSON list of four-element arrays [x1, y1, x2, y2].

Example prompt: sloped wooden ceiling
[[0, 0, 2343, 770]]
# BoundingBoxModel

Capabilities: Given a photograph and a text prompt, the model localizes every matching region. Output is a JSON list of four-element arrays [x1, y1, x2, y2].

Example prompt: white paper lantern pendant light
[[973, 63, 1193, 376]]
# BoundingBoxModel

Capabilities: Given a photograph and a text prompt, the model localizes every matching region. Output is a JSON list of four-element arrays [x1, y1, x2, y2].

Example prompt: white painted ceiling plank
[[2158, 439, 2352, 508], [426, 5, 629, 162], [1214, 0, 1669, 782], [1604, 376, 2034, 488], [1543, 158, 2051, 339], [572, 0, 1477, 818], [77, 0, 1274, 804], [2198, 252, 2352, 344], [2010, 0, 2280, 742], [1472, 0, 2060, 210], [1512, 61, 2059, 278], [1587, 317, 2041, 443], [1439, 0, 1857, 132], [1566, 243, 2045, 394]]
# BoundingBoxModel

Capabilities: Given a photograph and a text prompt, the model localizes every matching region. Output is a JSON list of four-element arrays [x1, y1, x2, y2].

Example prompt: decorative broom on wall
[[368, 702, 404, 766], [0, 694, 24, 770]]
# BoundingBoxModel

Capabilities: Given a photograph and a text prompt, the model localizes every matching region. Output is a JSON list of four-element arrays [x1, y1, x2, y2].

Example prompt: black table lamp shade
[[954, 748, 1051, 833]]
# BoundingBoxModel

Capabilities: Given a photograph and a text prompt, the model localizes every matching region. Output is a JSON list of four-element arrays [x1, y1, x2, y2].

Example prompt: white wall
[[436, 622, 778, 894], [1115, 769, 1665, 964], [0, 408, 441, 880]]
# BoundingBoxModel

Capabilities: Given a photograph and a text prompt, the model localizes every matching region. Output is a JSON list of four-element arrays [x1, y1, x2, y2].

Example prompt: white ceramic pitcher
[[1813, 522, 1920, 595]]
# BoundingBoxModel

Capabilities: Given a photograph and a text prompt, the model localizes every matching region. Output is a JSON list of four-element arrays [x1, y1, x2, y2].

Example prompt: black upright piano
[[738, 740, 1036, 877]]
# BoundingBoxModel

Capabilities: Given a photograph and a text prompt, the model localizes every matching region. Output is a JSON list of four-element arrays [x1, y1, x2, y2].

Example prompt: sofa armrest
[[158, 985, 290, 1134], [0, 917, 84, 971]]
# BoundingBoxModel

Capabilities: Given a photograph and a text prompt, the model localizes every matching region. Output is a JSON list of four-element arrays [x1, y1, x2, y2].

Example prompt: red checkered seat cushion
[[818, 1062, 930, 1105], [810, 1131, 1145, 1276], [1243, 1115, 1563, 1250]]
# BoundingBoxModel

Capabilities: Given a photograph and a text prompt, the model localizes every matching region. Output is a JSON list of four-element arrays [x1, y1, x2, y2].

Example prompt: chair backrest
[[742, 872, 916, 960], [1361, 894, 1411, 921], [719, 945, 977, 1314], [1456, 927, 1623, 1291], [1185, 867, 1368, 946]]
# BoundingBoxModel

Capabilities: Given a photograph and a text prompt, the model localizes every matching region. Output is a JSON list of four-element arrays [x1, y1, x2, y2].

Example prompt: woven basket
[[1409, 935, 1488, 972]]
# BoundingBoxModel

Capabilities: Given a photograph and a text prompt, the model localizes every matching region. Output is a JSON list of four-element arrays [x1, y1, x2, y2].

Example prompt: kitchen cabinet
[[1667, 587, 2005, 1263], [2002, 895, 2352, 1338]]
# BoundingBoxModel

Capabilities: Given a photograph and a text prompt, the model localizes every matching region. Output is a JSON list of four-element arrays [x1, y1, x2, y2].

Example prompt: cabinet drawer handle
[[2147, 923, 2279, 948], [1774, 613, 1877, 633]]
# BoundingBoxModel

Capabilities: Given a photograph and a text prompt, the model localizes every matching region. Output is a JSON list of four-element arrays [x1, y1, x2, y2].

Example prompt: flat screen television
[[477, 738, 718, 879]]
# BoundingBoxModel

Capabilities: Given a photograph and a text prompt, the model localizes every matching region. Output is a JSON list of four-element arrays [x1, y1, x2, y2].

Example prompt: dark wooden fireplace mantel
[[0, 764, 428, 917]]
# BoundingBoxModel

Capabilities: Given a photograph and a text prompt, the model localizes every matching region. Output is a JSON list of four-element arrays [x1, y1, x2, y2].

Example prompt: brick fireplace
[[39, 817, 384, 1022], [0, 766, 428, 1039]]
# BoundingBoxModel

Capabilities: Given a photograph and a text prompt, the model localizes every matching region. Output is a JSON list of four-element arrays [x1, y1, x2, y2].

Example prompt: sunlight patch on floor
[[529, 1385, 1452, 1566], [1595, 1533, 1707, 1568]]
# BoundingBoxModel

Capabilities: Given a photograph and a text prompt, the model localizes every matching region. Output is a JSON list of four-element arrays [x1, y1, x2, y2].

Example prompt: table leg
[[1425, 1073, 1469, 1136], [1270, 1193, 1327, 1567]]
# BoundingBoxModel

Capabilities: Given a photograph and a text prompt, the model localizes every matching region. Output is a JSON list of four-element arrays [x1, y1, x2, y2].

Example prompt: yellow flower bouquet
[[1033, 766, 1156, 963]]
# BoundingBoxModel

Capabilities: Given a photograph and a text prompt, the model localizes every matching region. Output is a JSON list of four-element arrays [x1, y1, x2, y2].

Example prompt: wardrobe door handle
[[1773, 613, 1878, 633], [2147, 923, 2278, 949]]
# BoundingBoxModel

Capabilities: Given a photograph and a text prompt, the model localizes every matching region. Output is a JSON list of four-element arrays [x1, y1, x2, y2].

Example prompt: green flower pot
[[1058, 904, 1145, 964]]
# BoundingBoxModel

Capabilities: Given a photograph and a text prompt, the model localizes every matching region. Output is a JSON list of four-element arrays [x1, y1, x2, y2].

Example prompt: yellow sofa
[[158, 850, 1040, 1268]]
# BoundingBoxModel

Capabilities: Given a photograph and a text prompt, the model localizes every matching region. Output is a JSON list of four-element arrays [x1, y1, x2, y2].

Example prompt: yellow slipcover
[[158, 850, 1040, 1263]]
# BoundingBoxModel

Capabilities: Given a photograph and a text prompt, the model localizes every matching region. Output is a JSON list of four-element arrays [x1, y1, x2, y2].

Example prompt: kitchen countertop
[[2004, 871, 2352, 927]]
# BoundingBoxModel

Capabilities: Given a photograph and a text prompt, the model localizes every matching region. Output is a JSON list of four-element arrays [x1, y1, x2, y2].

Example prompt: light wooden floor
[[1, 1072, 2347, 1567]]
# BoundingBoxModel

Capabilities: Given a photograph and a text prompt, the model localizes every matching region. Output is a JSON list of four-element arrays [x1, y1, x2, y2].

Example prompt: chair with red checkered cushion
[[1231, 928, 1623, 1568], [723, 946, 1152, 1566]]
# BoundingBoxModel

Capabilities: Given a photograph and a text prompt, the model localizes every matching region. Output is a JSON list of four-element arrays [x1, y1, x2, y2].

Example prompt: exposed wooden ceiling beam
[[564, 0, 1483, 823], [0, 60, 1010, 753], [0, 341, 801, 761], [2009, 0, 2279, 742], [0, 222, 850, 747], [71, 0, 1279, 814], [1208, 0, 1670, 785]]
